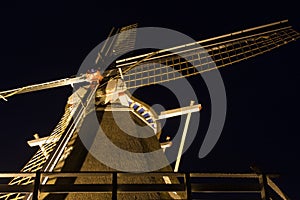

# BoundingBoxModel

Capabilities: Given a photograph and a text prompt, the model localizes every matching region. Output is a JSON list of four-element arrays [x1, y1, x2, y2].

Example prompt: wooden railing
[[0, 171, 289, 200]]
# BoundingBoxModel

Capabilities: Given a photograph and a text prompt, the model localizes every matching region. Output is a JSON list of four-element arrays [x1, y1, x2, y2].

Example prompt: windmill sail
[[109, 23, 138, 56], [114, 20, 299, 89], [0, 85, 99, 200], [96, 23, 138, 64]]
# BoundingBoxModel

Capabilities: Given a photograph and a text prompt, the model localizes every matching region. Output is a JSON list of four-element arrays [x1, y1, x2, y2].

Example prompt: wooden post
[[32, 171, 41, 200], [259, 173, 269, 200], [112, 172, 117, 200], [185, 173, 192, 200]]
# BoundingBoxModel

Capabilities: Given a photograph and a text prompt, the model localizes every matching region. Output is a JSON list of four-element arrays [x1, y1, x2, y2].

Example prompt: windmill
[[0, 20, 299, 199]]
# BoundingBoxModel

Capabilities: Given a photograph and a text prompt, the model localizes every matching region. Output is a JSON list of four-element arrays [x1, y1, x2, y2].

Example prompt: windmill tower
[[0, 20, 299, 200]]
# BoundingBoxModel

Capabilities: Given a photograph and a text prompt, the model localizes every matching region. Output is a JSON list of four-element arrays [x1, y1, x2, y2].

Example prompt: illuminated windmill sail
[[0, 20, 298, 200], [113, 20, 299, 89]]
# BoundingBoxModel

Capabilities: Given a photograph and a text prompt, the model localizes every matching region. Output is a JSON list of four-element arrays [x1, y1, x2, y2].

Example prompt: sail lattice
[[114, 20, 300, 89]]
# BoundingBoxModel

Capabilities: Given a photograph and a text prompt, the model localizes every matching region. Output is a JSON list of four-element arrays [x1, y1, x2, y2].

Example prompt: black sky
[[0, 0, 299, 198]]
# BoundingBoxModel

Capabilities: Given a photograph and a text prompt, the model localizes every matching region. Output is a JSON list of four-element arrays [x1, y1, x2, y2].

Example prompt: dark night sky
[[0, 0, 299, 198]]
